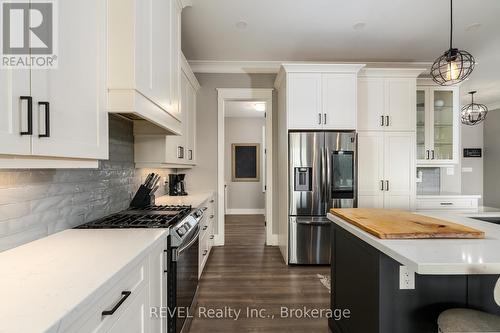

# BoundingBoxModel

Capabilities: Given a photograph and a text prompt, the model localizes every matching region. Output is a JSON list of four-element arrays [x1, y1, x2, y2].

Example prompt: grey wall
[[0, 115, 174, 251], [185, 73, 278, 232], [484, 110, 500, 208], [225, 117, 265, 211]]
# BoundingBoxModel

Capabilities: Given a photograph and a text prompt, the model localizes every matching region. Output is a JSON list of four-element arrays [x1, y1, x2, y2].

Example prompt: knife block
[[130, 185, 155, 208]]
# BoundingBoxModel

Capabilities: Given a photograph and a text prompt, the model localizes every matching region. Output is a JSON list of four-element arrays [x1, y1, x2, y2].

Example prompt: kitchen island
[[328, 210, 500, 333]]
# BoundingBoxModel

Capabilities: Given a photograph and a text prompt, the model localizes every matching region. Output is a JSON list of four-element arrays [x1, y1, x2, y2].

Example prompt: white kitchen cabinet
[[416, 83, 459, 165], [287, 68, 361, 130], [358, 131, 416, 210], [30, 0, 108, 159], [106, 287, 148, 333], [416, 195, 480, 212], [0, 0, 108, 165], [134, 54, 199, 168], [288, 73, 323, 129], [358, 69, 422, 132], [199, 195, 216, 277], [0, 69, 31, 155], [108, 0, 187, 135]]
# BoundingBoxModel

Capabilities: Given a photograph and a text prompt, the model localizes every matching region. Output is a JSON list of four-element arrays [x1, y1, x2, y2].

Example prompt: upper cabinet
[[280, 64, 364, 130], [0, 0, 108, 167], [108, 0, 186, 135], [357, 69, 423, 132], [134, 54, 200, 168], [416, 82, 459, 165]]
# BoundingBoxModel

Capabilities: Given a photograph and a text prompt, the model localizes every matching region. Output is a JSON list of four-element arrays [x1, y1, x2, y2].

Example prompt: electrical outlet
[[399, 266, 415, 290]]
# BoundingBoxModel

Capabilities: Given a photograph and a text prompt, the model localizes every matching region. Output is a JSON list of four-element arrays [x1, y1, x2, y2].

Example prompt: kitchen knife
[[143, 173, 153, 187], [146, 173, 156, 189], [151, 174, 161, 190], [151, 185, 160, 194]]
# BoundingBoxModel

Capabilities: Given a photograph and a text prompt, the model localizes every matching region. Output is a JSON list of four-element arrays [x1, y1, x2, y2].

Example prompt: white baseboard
[[225, 209, 265, 215], [266, 234, 279, 246]]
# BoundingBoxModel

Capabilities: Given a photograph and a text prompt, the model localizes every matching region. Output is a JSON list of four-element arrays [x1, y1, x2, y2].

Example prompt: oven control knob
[[177, 228, 186, 237]]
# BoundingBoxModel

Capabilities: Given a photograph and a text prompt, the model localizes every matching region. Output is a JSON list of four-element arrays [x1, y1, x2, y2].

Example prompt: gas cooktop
[[76, 205, 192, 229]]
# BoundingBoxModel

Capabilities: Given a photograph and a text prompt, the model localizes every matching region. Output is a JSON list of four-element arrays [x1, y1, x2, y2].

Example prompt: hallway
[[189, 215, 331, 333]]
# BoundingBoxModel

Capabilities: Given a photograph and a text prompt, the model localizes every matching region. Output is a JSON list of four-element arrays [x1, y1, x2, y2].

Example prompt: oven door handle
[[177, 225, 200, 256]]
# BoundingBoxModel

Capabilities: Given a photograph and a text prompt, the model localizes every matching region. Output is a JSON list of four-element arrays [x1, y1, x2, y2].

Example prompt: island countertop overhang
[[328, 211, 500, 275]]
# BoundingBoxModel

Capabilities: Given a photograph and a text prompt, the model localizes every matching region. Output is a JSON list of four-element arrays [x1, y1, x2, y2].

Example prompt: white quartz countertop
[[0, 228, 168, 333], [328, 211, 500, 275], [156, 190, 214, 208]]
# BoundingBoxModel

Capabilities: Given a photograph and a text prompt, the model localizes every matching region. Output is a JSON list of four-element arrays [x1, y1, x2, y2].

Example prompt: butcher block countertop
[[330, 208, 484, 239], [327, 210, 500, 275]]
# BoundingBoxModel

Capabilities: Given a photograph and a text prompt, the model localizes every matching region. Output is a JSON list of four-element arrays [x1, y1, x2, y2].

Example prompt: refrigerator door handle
[[321, 146, 326, 211], [325, 146, 331, 211]]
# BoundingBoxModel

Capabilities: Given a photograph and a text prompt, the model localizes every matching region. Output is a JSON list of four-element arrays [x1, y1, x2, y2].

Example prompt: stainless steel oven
[[167, 211, 202, 333]]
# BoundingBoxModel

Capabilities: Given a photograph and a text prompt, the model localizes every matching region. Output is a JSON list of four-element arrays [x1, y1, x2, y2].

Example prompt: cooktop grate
[[76, 205, 192, 229]]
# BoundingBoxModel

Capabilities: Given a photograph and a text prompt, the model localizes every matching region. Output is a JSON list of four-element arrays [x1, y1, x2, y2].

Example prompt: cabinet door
[[431, 88, 458, 163], [0, 69, 31, 155], [187, 81, 197, 164], [386, 78, 415, 131], [106, 287, 149, 333], [357, 132, 384, 208], [416, 88, 431, 162], [169, 0, 182, 121], [383, 132, 415, 210], [357, 78, 385, 131], [163, 72, 189, 164], [322, 74, 356, 130], [287, 73, 323, 129], [30, 0, 107, 159]]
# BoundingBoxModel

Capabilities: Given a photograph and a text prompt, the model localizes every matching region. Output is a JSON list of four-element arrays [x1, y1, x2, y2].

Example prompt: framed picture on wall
[[232, 143, 260, 182]]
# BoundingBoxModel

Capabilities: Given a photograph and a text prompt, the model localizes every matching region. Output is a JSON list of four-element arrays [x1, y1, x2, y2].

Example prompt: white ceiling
[[182, 0, 500, 107], [225, 101, 266, 118]]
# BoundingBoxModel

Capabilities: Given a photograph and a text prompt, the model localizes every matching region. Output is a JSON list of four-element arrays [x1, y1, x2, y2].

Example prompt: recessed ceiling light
[[352, 22, 366, 31], [465, 23, 482, 32], [236, 21, 248, 30], [254, 103, 266, 112]]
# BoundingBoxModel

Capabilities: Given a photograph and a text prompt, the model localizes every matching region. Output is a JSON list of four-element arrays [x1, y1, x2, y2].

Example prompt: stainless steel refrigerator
[[289, 131, 357, 264]]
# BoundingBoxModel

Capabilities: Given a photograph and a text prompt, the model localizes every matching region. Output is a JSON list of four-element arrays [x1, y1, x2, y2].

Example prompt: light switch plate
[[446, 167, 454, 176], [399, 266, 415, 290]]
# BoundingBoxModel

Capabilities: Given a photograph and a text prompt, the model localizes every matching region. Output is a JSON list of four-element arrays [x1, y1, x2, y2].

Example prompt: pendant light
[[430, 0, 475, 86], [461, 91, 488, 125]]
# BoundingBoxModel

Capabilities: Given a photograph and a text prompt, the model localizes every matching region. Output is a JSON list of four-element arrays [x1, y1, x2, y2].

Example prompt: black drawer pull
[[102, 291, 131, 316], [440, 202, 454, 206], [38, 102, 50, 137], [20, 96, 33, 135]]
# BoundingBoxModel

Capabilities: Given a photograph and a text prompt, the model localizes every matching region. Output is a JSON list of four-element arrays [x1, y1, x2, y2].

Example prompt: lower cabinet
[[198, 195, 216, 278], [416, 196, 480, 212], [66, 240, 166, 333], [358, 131, 416, 210]]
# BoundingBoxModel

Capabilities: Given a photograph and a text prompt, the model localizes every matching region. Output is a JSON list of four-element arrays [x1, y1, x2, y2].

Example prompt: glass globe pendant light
[[430, 0, 475, 86], [461, 91, 488, 126]]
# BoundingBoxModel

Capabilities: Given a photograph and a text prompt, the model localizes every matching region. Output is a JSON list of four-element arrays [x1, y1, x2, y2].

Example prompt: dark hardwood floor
[[189, 215, 330, 333]]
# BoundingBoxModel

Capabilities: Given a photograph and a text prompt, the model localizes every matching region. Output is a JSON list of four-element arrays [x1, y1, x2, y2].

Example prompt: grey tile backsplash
[[0, 115, 174, 252], [417, 167, 441, 194]]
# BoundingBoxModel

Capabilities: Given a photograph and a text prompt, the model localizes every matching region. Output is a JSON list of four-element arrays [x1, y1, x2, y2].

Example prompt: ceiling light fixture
[[352, 22, 366, 31], [461, 91, 488, 126], [254, 103, 266, 112], [430, 0, 475, 86], [236, 21, 248, 30]]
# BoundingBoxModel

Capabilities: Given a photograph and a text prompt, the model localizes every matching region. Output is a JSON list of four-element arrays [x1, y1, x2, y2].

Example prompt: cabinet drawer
[[416, 198, 479, 211], [66, 258, 147, 333]]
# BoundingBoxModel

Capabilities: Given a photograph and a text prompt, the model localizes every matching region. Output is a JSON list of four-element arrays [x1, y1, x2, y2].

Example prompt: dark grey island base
[[329, 223, 500, 333]]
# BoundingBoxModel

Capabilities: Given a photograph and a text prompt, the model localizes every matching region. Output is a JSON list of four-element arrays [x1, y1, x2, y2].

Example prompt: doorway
[[216, 89, 275, 246]]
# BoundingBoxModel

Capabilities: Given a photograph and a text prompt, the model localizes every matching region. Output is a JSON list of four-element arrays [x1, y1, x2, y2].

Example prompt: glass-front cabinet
[[416, 84, 459, 165]]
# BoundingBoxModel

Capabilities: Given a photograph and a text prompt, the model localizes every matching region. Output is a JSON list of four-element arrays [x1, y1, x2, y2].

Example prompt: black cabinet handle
[[203, 250, 208, 256], [380, 180, 384, 191], [385, 180, 389, 191], [38, 102, 50, 138], [177, 146, 184, 159], [318, 113, 322, 125], [102, 291, 131, 316], [426, 150, 430, 160], [380, 115, 385, 127], [385, 115, 390, 127], [188, 149, 193, 160], [203, 226, 208, 231], [431, 150, 435, 160], [323, 113, 327, 125], [20, 96, 33, 135]]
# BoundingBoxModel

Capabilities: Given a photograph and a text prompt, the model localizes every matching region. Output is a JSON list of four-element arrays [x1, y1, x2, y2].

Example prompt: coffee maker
[[168, 174, 188, 196]]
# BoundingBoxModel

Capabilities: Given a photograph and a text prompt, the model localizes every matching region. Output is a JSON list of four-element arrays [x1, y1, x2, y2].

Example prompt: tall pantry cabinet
[[357, 69, 424, 210]]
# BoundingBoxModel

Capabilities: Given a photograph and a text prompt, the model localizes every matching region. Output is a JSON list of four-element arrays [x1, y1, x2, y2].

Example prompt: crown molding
[[489, 101, 500, 111], [188, 60, 433, 75], [179, 0, 192, 9], [359, 67, 427, 78], [188, 61, 283, 74], [181, 53, 200, 90]]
